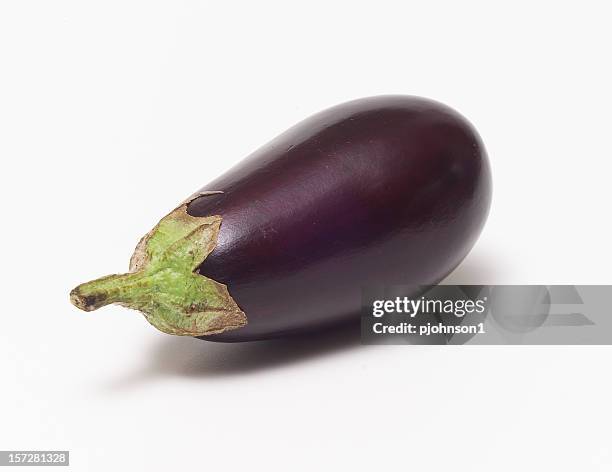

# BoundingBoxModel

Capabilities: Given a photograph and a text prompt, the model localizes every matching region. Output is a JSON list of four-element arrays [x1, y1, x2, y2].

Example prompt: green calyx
[[69, 196, 247, 336]]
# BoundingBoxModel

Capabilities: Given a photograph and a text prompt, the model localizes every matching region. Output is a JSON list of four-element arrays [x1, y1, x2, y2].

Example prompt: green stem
[[69, 199, 247, 336], [70, 272, 148, 312]]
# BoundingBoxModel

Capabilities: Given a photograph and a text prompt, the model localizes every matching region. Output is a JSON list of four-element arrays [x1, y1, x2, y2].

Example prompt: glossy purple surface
[[188, 96, 492, 341]]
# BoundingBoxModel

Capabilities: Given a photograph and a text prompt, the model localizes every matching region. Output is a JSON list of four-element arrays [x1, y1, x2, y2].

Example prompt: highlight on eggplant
[[70, 95, 492, 341]]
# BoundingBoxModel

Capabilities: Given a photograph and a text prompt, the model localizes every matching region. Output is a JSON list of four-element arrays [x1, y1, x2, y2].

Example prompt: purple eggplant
[[70, 95, 492, 341]]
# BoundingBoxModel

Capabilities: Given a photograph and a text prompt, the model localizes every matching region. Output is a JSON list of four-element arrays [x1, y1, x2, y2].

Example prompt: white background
[[1, 1, 611, 470]]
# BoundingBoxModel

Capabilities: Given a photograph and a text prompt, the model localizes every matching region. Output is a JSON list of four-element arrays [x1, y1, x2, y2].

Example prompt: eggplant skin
[[188, 95, 492, 342]]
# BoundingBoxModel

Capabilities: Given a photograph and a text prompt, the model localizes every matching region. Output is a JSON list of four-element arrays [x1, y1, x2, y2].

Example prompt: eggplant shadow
[[104, 252, 499, 390]]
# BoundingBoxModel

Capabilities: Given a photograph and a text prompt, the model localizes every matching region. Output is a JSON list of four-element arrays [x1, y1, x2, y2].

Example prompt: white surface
[[1, 1, 611, 470]]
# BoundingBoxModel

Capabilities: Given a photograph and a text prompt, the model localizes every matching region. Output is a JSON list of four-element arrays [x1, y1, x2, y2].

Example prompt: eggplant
[[70, 95, 492, 341]]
